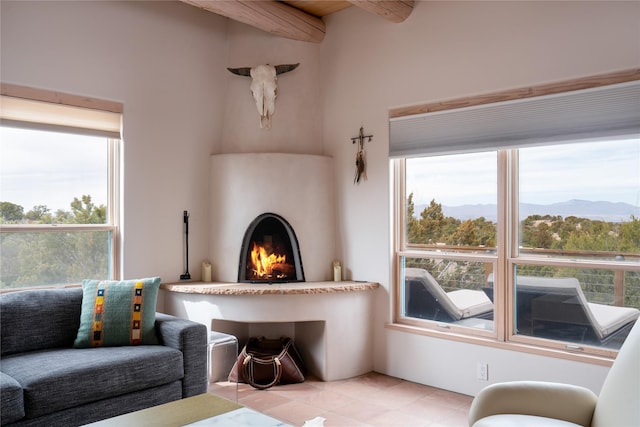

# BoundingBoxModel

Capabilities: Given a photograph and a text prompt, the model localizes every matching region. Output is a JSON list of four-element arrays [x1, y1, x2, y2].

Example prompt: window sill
[[385, 322, 615, 367]]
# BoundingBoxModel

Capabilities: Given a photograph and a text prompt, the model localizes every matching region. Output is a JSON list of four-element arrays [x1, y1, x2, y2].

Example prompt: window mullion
[[494, 150, 508, 342], [393, 158, 405, 323], [108, 138, 120, 280], [503, 149, 520, 343], [396, 159, 407, 251]]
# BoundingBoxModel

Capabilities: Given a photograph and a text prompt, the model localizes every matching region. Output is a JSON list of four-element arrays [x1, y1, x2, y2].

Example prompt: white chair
[[468, 318, 640, 426], [509, 275, 639, 345], [405, 268, 493, 322]]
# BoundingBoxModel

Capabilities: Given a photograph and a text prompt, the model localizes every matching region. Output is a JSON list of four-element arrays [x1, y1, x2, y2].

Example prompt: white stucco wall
[[1, 0, 228, 282], [220, 22, 322, 154], [2, 0, 639, 397], [319, 1, 640, 396]]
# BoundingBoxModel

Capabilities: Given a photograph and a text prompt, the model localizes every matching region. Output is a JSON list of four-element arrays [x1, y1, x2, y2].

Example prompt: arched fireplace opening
[[238, 213, 305, 283]]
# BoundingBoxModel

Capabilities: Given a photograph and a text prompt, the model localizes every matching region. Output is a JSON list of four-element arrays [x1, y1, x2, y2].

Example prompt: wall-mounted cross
[[351, 126, 373, 184]]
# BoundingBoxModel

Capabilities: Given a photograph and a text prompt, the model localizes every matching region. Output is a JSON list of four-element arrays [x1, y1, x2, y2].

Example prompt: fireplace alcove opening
[[238, 213, 305, 283]]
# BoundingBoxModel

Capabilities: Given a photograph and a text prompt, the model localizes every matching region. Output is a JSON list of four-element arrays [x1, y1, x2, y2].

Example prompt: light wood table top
[[85, 394, 242, 426]]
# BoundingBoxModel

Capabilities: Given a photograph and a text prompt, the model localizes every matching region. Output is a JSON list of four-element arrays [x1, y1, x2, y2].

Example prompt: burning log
[[269, 263, 295, 279], [249, 242, 295, 280]]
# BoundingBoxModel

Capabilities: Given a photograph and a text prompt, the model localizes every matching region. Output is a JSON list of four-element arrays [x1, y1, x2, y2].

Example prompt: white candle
[[202, 261, 212, 282], [333, 261, 341, 282]]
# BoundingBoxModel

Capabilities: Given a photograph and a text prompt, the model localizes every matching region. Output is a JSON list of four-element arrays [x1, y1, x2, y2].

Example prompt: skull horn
[[274, 63, 300, 75], [227, 67, 252, 77]]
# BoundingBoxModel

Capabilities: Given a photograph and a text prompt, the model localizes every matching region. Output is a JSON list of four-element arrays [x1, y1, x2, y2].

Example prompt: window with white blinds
[[391, 70, 640, 360]]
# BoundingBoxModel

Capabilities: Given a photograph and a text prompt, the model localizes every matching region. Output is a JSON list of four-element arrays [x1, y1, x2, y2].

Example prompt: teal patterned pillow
[[73, 277, 161, 348]]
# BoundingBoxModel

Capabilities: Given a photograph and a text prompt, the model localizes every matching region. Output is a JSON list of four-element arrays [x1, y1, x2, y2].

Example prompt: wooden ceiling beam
[[348, 0, 414, 23], [283, 1, 353, 17], [180, 0, 326, 43]]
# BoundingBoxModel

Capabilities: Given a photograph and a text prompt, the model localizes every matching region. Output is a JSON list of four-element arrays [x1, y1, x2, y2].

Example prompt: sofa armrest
[[468, 381, 597, 427], [155, 313, 207, 397]]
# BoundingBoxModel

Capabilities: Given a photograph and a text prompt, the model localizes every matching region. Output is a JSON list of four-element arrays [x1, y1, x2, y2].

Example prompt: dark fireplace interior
[[238, 213, 305, 283]]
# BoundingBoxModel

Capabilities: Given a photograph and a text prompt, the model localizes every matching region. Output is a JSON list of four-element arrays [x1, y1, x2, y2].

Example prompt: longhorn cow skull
[[227, 63, 300, 129]]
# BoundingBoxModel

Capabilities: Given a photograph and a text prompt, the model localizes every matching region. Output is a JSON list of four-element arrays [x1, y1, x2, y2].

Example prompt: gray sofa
[[0, 287, 207, 426]]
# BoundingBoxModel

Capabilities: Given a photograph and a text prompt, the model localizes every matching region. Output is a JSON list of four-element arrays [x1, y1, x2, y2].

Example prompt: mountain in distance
[[414, 199, 639, 223]]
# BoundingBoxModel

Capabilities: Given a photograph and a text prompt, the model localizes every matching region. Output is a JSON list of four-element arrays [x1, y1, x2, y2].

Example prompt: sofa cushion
[[1, 346, 184, 419], [74, 277, 161, 348], [23, 381, 183, 426], [0, 371, 25, 424], [0, 288, 83, 356]]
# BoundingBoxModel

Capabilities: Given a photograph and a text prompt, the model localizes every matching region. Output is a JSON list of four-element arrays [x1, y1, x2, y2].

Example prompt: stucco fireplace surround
[[160, 153, 379, 381], [210, 152, 336, 283]]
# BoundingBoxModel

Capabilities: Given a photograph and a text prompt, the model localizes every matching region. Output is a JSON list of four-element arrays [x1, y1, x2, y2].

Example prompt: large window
[[391, 70, 640, 359], [402, 152, 497, 334], [0, 85, 121, 289], [511, 140, 639, 350]]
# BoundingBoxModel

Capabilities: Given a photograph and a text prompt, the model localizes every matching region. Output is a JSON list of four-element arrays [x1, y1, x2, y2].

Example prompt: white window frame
[[0, 83, 122, 288]]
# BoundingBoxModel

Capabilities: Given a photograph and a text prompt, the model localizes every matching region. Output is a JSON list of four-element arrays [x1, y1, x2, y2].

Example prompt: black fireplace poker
[[180, 210, 191, 280]]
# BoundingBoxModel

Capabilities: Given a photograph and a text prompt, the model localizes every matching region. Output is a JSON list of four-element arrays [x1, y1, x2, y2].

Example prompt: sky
[[406, 138, 640, 208], [1, 126, 638, 215], [1, 126, 108, 213]]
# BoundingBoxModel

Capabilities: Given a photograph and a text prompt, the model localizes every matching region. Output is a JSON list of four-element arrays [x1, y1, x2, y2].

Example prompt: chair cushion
[[473, 414, 582, 427], [0, 346, 184, 419], [588, 302, 639, 339], [74, 277, 161, 348], [447, 289, 493, 318], [0, 371, 25, 424]]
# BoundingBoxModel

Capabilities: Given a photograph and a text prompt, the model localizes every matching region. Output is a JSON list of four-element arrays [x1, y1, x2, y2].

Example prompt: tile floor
[[208, 372, 473, 427]]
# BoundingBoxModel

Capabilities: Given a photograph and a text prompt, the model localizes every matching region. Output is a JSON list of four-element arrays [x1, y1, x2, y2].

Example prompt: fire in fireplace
[[238, 213, 305, 283]]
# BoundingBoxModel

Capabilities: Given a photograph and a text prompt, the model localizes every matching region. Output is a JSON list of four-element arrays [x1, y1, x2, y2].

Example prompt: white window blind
[[389, 80, 640, 158], [0, 95, 122, 139]]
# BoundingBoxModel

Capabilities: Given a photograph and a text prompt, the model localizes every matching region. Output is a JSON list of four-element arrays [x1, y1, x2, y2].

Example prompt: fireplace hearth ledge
[[160, 280, 379, 295], [159, 280, 379, 381]]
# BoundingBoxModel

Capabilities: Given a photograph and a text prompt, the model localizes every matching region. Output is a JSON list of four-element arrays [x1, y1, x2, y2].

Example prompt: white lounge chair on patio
[[404, 267, 493, 322], [513, 275, 639, 345]]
